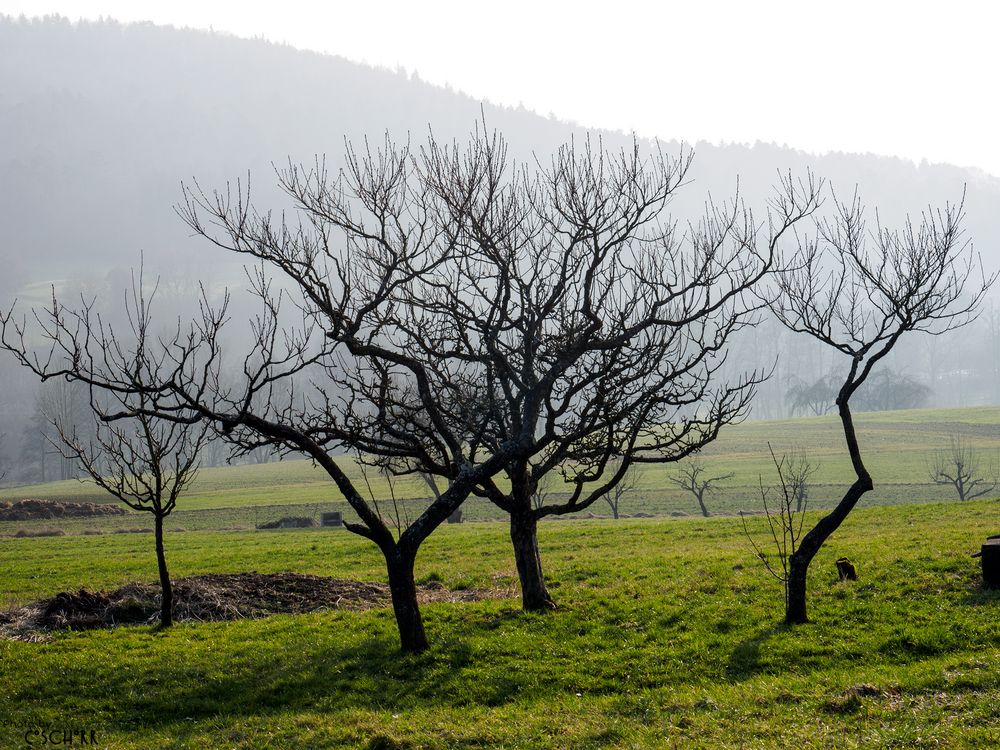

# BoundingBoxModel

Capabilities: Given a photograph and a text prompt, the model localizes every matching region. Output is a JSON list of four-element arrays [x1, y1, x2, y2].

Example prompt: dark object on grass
[[13, 528, 65, 538], [980, 538, 1000, 588], [836, 557, 858, 581], [256, 516, 316, 530], [320, 511, 343, 527]]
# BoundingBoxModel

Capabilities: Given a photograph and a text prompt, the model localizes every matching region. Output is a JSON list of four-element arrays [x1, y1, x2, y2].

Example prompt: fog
[[2, 15, 999, 485]]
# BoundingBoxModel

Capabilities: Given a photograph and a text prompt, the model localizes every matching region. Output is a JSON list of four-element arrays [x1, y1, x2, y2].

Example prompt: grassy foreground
[[1, 500, 999, 748]]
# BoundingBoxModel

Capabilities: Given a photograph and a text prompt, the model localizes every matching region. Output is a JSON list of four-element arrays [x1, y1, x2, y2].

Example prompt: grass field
[[1, 406, 999, 747], [0, 501, 999, 747]]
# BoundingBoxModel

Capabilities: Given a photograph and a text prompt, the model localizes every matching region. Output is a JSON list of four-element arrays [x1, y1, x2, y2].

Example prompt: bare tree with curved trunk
[[770, 188, 994, 624], [667, 459, 735, 517], [928, 436, 998, 501]]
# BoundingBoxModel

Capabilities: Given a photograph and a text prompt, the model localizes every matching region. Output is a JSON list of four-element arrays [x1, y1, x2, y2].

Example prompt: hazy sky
[[5, 0, 1000, 177]]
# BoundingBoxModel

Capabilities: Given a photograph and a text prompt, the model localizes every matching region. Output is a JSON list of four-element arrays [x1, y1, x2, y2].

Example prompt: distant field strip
[[2, 406, 999, 529]]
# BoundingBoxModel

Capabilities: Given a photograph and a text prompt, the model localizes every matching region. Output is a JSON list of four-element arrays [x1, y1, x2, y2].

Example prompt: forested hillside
[[2, 15, 999, 483]]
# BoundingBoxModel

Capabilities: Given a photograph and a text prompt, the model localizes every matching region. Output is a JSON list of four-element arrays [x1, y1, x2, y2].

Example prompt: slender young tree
[[46, 272, 208, 628], [770, 188, 994, 624], [54, 401, 207, 628], [667, 459, 735, 517], [741, 447, 810, 613]]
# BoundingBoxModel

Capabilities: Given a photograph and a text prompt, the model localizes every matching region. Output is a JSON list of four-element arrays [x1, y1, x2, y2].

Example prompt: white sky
[[4, 0, 1000, 176]]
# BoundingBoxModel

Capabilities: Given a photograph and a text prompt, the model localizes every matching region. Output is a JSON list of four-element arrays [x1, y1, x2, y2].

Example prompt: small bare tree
[[47, 272, 208, 628], [928, 437, 998, 501], [770, 186, 994, 624], [785, 450, 818, 513], [55, 405, 207, 628], [741, 447, 809, 613], [601, 459, 640, 519], [667, 459, 734, 517]]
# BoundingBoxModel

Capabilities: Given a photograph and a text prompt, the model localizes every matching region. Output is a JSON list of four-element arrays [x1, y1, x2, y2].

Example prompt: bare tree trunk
[[785, 399, 872, 624], [510, 510, 555, 611], [154, 513, 173, 628], [384, 546, 428, 653], [696, 491, 710, 518]]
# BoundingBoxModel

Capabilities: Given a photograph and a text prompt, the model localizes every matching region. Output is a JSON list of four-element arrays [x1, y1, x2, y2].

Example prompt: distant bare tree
[[770, 186, 994, 624], [928, 437, 998, 501], [601, 459, 640, 519], [785, 450, 818, 513], [741, 447, 809, 613], [785, 374, 839, 416], [667, 459, 734, 517]]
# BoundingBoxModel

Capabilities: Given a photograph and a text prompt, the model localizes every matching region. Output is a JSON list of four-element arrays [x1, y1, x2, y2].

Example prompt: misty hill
[[0, 14, 999, 467], [2, 15, 999, 300]]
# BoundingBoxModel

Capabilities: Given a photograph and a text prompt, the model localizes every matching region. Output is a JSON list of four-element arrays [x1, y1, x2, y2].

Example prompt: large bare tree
[[1, 133, 527, 652], [355, 136, 823, 610], [770, 188, 994, 624]]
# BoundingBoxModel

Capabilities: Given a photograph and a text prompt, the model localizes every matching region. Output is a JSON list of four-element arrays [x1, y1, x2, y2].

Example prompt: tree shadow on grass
[[961, 584, 1000, 607], [10, 606, 552, 734], [725, 622, 791, 681]]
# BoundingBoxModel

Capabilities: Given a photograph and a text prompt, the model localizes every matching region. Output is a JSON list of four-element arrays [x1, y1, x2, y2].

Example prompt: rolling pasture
[[0, 407, 998, 747]]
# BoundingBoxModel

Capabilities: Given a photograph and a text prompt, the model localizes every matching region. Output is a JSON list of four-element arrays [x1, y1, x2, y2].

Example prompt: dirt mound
[[0, 499, 128, 521], [256, 516, 316, 529], [1, 572, 505, 637]]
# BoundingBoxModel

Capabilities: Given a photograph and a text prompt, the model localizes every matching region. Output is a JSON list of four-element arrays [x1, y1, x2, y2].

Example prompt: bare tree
[[770, 187, 994, 624], [667, 459, 735, 517], [373, 135, 822, 611], [928, 436, 998, 501], [47, 274, 208, 628], [785, 374, 838, 416], [785, 449, 818, 513], [601, 459, 639, 519], [741, 447, 809, 613], [55, 405, 206, 628], [0, 131, 529, 652]]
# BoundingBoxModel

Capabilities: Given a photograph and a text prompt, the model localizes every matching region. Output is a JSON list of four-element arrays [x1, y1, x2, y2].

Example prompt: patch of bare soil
[[0, 499, 128, 521], [0, 572, 507, 639]]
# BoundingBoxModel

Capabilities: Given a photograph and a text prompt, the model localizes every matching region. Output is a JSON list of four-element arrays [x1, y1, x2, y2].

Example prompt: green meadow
[[0, 406, 998, 747]]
